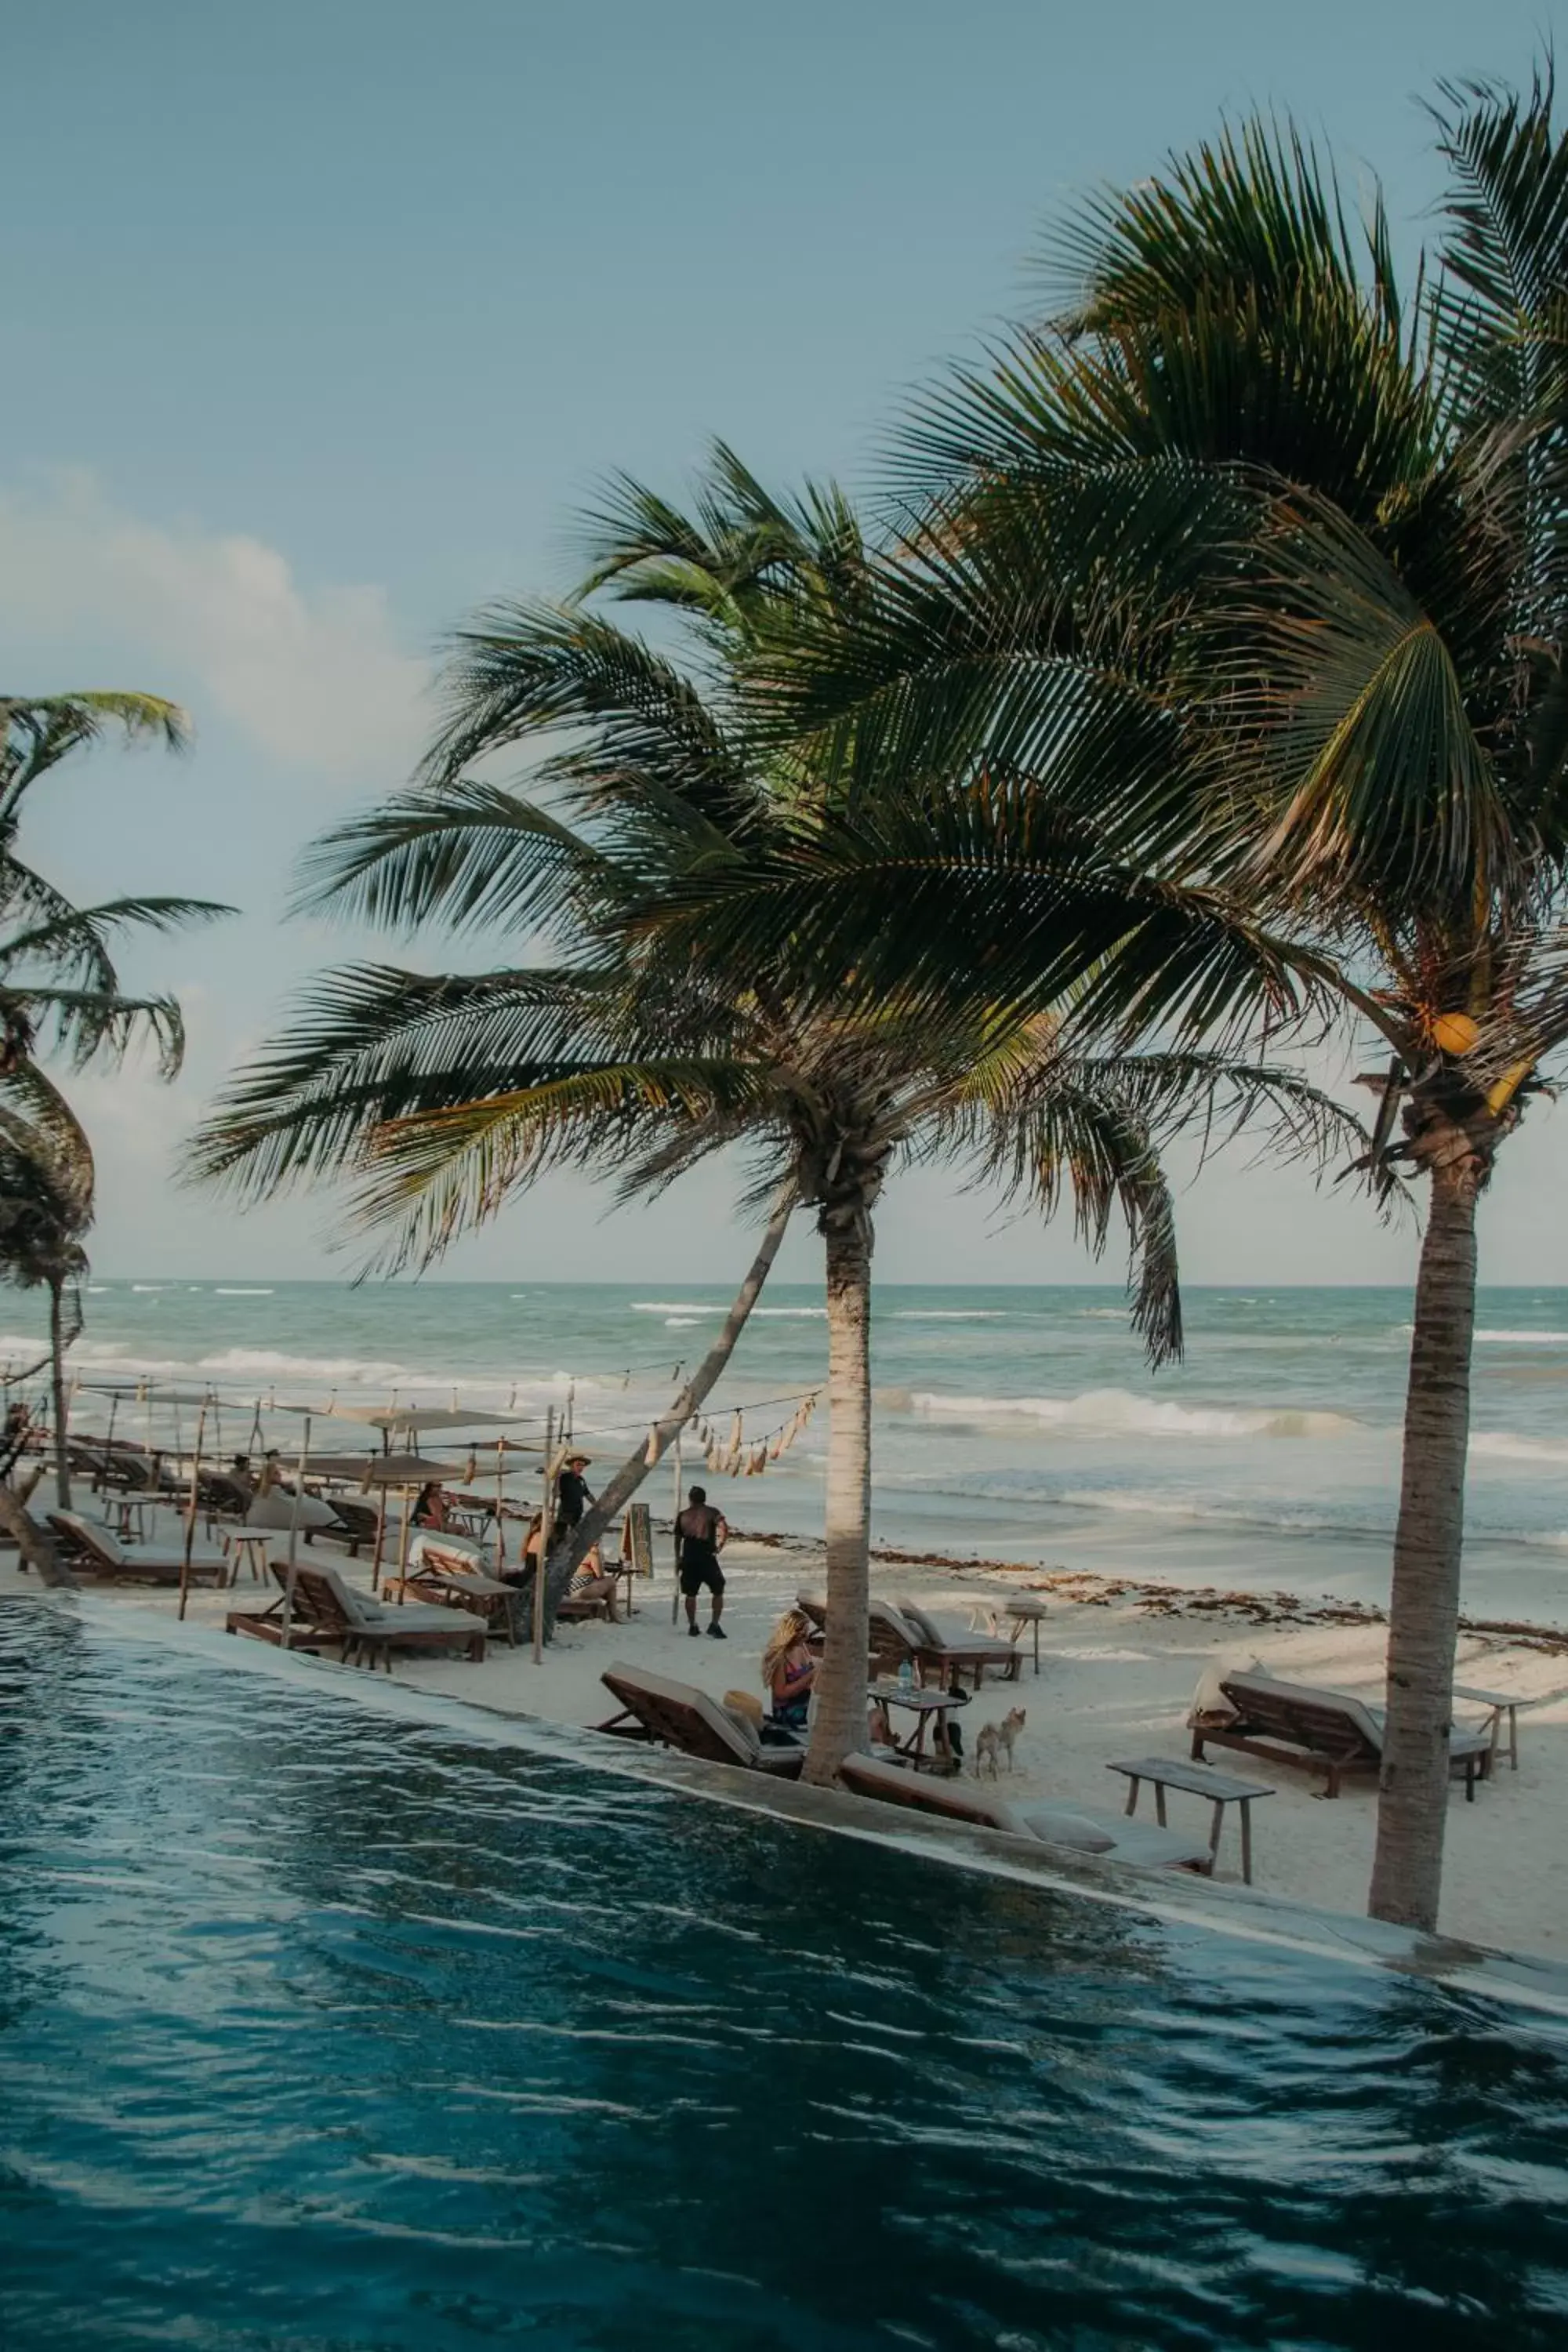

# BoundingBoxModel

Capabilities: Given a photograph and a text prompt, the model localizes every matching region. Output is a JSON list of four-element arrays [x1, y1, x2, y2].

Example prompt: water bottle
[[898, 1657, 913, 1693]]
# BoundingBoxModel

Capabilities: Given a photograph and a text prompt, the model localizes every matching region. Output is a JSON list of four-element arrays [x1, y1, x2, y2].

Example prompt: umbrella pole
[[533, 1408, 554, 1664], [281, 1412, 311, 1652], [394, 1484, 412, 1604], [370, 1481, 387, 1594], [494, 1439, 505, 1571], [177, 1399, 208, 1621]]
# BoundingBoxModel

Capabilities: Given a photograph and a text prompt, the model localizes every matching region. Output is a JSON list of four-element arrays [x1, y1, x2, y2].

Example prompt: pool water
[[2, 1604, 1566, 2350]]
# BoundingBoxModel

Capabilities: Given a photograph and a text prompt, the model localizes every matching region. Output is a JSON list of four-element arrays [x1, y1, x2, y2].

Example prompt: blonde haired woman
[[762, 1609, 816, 1731]]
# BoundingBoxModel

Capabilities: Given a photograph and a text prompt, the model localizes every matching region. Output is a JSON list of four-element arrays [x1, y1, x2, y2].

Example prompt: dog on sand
[[974, 1706, 1026, 1778]]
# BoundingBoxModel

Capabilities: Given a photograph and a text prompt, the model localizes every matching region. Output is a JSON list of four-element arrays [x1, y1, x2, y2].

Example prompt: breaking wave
[[907, 1385, 1364, 1442]]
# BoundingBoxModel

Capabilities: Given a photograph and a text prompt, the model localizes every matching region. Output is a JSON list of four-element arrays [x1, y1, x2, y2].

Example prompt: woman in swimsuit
[[761, 1609, 817, 1730]]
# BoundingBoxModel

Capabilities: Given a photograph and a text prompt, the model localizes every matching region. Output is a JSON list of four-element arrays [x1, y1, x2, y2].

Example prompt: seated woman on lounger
[[502, 1510, 617, 1617], [762, 1609, 816, 1730], [412, 1480, 449, 1531]]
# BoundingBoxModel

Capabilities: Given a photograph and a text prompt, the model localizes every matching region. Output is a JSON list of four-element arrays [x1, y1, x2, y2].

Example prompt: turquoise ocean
[[13, 1278, 1568, 1625]]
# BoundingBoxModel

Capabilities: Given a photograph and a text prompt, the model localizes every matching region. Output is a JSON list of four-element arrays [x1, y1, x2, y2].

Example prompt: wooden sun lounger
[[557, 1565, 620, 1624], [838, 1751, 1211, 1869], [597, 1664, 806, 1777], [324, 1497, 380, 1555], [394, 1536, 521, 1645], [284, 1559, 486, 1670], [86, 1445, 161, 1496], [1191, 1669, 1494, 1800], [226, 1555, 344, 1652], [197, 1471, 254, 1531], [48, 1509, 229, 1588], [896, 1599, 1022, 1690], [796, 1592, 928, 1680]]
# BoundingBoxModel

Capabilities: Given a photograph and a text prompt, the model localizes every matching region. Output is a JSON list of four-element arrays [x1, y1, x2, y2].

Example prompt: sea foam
[[909, 1385, 1363, 1441]]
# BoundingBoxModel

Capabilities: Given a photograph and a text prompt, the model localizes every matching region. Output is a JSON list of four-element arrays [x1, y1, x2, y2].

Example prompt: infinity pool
[[2, 1602, 1566, 2350]]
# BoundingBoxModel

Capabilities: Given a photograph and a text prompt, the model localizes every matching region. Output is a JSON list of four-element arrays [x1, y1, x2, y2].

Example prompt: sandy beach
[[9, 1508, 1566, 1965]]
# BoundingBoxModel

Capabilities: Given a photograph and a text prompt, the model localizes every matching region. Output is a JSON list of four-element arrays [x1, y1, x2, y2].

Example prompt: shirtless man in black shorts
[[675, 1484, 728, 1638]]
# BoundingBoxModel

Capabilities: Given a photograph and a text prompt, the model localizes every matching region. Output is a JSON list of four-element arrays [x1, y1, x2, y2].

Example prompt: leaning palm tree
[[719, 77, 1568, 1922], [190, 456, 1353, 1780]]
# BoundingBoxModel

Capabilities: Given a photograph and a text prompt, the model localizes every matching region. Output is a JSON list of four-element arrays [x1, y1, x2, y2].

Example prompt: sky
[[4, 0, 1566, 1289]]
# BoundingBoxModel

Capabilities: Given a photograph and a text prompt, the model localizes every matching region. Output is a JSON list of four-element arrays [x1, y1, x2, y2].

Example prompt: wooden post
[[280, 1413, 311, 1651], [370, 1479, 387, 1593], [534, 1408, 554, 1664], [494, 1438, 506, 1571], [177, 1399, 209, 1622], [98, 1392, 118, 1495], [394, 1483, 413, 1604]]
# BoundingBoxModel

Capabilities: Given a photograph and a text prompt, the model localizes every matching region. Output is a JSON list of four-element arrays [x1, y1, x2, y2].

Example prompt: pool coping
[[18, 1586, 1568, 2021]]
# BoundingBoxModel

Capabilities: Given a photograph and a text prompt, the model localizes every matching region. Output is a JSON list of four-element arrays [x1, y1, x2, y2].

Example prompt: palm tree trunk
[[804, 1212, 873, 1785], [543, 1189, 795, 1621], [48, 1276, 71, 1510], [0, 1480, 75, 1584], [1367, 1146, 1479, 1933]]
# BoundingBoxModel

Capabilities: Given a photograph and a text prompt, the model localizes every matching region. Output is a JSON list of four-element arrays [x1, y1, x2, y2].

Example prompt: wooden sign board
[[621, 1501, 655, 1577]]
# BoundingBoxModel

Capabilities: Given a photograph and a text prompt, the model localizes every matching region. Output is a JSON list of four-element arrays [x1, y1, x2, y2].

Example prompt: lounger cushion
[[52, 1512, 227, 1574], [601, 1663, 766, 1769], [1014, 1806, 1117, 1854], [301, 1563, 466, 1635], [896, 1599, 1017, 1660], [838, 1755, 1208, 1868], [54, 1511, 126, 1566], [867, 1600, 923, 1648], [1218, 1669, 1493, 1764], [838, 1751, 1018, 1828], [1085, 1819, 1214, 1870], [410, 1530, 484, 1572]]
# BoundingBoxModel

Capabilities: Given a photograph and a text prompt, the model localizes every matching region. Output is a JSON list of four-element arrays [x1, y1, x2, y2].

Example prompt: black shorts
[[679, 1555, 724, 1597]]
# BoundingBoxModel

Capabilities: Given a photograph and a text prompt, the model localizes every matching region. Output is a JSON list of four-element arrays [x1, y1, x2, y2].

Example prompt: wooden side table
[[1453, 1683, 1529, 1773], [1107, 1755, 1276, 1884], [990, 1595, 1050, 1674], [869, 1681, 970, 1772], [224, 1531, 273, 1588]]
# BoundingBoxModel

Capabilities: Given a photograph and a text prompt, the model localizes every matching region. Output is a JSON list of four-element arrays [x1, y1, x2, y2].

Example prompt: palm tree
[[0, 693, 223, 1074], [0, 1068, 93, 1504], [189, 456, 1352, 1780], [716, 77, 1568, 1924], [0, 692, 229, 1498]]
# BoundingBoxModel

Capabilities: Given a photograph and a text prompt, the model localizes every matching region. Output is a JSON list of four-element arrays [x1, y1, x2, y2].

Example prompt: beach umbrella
[[280, 1449, 466, 1485], [365, 1406, 529, 1436]]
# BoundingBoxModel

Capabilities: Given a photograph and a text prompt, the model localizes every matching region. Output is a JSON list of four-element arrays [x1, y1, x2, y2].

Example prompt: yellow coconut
[[1431, 1011, 1480, 1055]]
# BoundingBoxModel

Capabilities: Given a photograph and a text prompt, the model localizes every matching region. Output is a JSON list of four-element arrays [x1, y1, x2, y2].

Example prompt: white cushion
[[1017, 1807, 1117, 1854], [61, 1512, 126, 1566]]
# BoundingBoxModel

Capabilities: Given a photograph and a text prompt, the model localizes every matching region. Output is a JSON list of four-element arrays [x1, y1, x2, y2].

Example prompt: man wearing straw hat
[[554, 1452, 593, 1534]]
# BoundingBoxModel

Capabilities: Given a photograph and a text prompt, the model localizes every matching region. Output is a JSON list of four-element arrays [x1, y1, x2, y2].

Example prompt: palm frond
[[420, 599, 757, 844], [295, 780, 608, 938]]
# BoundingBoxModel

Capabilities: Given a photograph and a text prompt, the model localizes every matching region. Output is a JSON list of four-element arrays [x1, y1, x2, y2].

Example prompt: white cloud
[[0, 470, 428, 777]]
